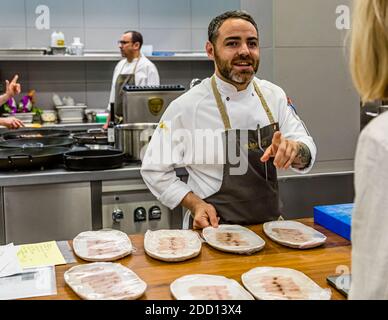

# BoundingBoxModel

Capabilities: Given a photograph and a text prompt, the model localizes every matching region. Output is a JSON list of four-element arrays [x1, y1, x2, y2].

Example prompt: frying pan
[[1, 128, 70, 140], [0, 137, 74, 149], [0, 147, 70, 170], [64, 149, 125, 171]]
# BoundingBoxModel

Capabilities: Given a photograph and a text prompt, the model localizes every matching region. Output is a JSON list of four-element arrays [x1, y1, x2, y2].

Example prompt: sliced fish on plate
[[241, 267, 331, 300], [64, 262, 147, 300], [73, 229, 132, 262], [202, 224, 265, 254], [144, 229, 202, 262], [170, 274, 254, 300], [263, 220, 327, 249]]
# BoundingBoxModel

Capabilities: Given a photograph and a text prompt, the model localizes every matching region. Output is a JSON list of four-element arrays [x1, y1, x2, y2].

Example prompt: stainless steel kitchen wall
[[273, 0, 359, 162]]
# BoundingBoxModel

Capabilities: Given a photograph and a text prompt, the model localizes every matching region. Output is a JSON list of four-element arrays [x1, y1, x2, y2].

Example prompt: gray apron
[[183, 75, 281, 228], [114, 58, 140, 124]]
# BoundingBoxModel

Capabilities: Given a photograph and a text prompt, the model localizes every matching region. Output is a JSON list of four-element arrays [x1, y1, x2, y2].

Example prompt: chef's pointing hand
[[260, 131, 300, 169]]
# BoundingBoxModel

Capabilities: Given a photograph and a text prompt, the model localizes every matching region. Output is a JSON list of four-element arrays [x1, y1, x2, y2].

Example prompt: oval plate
[[202, 224, 265, 254], [171, 274, 254, 300], [263, 220, 327, 249]]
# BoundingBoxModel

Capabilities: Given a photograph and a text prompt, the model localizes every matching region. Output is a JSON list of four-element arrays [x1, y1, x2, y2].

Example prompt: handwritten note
[[17, 241, 66, 268]]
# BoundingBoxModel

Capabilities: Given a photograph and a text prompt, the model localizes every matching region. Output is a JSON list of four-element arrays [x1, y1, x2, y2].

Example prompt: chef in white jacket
[[104, 30, 160, 127], [348, 0, 388, 300], [141, 10, 316, 229]]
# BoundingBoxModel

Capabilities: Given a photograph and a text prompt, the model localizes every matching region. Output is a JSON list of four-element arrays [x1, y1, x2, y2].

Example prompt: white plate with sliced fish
[[170, 274, 254, 300], [241, 267, 331, 300], [144, 229, 202, 262], [73, 229, 132, 262], [263, 220, 327, 249], [64, 262, 147, 300], [202, 224, 265, 254]]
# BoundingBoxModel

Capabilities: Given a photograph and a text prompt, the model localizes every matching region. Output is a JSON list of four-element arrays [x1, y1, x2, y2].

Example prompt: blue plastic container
[[314, 203, 353, 240]]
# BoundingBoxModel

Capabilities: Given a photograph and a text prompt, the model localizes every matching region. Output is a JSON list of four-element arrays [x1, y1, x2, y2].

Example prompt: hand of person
[[0, 117, 25, 129], [181, 192, 220, 229], [260, 131, 300, 169], [5, 75, 21, 99], [192, 201, 220, 229]]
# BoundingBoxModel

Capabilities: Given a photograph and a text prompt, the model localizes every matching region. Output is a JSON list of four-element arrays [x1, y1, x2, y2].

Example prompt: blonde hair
[[350, 0, 388, 102]]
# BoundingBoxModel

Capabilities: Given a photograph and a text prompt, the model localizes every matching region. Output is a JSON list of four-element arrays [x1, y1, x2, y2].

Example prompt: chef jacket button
[[226, 97, 230, 101]]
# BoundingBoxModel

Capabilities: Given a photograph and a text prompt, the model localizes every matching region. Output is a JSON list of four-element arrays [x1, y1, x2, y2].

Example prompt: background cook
[[104, 30, 160, 128]]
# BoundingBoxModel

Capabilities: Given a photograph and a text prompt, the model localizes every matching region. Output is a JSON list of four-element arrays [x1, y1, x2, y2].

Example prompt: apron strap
[[211, 75, 232, 130], [252, 81, 276, 124], [118, 56, 141, 95], [210, 75, 276, 129]]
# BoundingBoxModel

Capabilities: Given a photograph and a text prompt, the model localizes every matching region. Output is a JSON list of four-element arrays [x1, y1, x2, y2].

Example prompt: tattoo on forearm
[[292, 143, 311, 169]]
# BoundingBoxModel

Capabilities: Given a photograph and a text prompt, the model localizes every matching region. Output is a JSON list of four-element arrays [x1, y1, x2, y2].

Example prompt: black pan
[[0, 137, 74, 149], [64, 149, 125, 171], [1, 128, 70, 140], [72, 132, 108, 145], [0, 147, 70, 170]]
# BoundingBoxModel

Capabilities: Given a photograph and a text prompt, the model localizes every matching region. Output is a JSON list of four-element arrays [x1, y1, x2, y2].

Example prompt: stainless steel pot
[[114, 123, 157, 161]]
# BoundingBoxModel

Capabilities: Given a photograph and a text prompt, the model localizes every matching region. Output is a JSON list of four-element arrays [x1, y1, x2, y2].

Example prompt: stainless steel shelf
[[0, 53, 210, 62]]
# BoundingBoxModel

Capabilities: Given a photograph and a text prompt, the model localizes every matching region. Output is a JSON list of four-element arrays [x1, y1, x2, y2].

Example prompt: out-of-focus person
[[348, 0, 388, 300], [0, 74, 24, 129], [103, 30, 160, 129]]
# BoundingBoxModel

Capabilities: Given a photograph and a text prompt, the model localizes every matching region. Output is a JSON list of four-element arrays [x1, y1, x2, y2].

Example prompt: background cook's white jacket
[[108, 55, 160, 109], [141, 76, 317, 210], [349, 110, 388, 299]]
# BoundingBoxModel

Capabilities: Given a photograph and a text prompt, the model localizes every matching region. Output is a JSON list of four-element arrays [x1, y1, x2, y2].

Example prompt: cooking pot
[[0, 147, 70, 170], [114, 123, 157, 161], [72, 128, 110, 150], [64, 149, 125, 171], [0, 137, 74, 149], [1, 128, 70, 140]]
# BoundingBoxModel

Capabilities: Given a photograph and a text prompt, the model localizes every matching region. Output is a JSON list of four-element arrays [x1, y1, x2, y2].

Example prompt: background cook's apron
[[183, 75, 282, 228], [114, 58, 140, 124]]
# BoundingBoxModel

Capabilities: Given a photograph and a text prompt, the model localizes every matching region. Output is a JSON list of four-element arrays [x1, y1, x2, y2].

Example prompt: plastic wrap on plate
[[64, 262, 146, 300], [73, 229, 132, 262], [263, 220, 327, 249], [241, 267, 331, 300], [170, 274, 254, 300], [144, 229, 202, 262], [202, 224, 265, 254]]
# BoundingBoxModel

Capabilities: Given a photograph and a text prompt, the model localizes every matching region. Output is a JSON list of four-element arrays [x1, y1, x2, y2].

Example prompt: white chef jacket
[[141, 75, 317, 210], [349, 109, 388, 300], [108, 55, 160, 109]]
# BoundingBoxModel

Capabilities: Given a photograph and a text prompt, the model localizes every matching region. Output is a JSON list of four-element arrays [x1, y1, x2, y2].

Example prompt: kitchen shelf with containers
[[0, 49, 209, 62]]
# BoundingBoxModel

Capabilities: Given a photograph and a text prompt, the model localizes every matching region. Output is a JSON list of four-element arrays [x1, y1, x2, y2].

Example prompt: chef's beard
[[214, 50, 259, 85]]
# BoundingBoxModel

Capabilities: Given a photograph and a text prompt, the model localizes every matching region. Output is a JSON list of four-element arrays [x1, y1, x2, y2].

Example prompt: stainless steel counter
[[0, 159, 354, 187]]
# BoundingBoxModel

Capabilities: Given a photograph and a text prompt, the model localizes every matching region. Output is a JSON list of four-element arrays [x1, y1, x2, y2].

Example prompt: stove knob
[[134, 207, 147, 222], [148, 206, 162, 220], [112, 209, 124, 223]]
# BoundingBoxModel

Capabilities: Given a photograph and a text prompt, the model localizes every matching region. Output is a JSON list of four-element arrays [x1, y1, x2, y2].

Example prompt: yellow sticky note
[[17, 241, 66, 268]]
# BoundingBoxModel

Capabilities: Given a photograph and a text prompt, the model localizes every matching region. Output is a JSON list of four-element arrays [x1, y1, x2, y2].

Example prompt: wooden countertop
[[27, 218, 351, 300]]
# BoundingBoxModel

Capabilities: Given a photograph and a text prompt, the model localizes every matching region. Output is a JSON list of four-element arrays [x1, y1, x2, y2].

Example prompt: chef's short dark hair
[[124, 30, 143, 48], [208, 10, 258, 45]]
